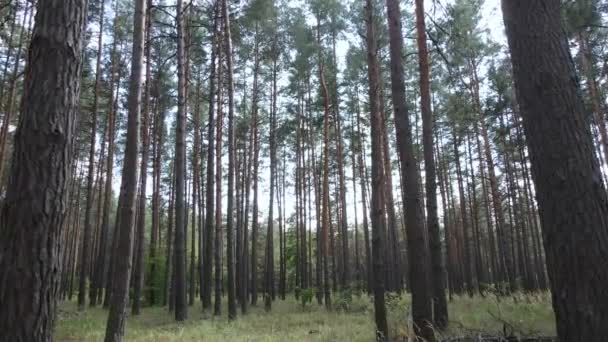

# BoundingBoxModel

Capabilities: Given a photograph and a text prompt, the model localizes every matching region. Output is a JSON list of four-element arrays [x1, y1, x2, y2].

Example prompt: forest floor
[[56, 292, 555, 341]]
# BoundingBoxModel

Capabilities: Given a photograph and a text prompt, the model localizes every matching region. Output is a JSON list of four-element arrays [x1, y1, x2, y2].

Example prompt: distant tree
[[79, 0, 105, 310]]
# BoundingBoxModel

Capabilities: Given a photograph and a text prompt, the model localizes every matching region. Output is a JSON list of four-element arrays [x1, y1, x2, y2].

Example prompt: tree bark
[[132, 0, 153, 315], [222, 0, 237, 319], [365, 0, 389, 338], [384, 0, 434, 338], [503, 1, 608, 339], [0, 0, 87, 339], [172, 0, 188, 322], [414, 0, 447, 328], [202, 0, 220, 311], [316, 15, 332, 309], [103, 0, 146, 339], [214, 26, 224, 316]]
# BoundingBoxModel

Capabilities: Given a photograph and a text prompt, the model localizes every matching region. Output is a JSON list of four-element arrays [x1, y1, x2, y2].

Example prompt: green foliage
[[300, 287, 315, 308], [144, 252, 167, 307], [334, 287, 353, 312]]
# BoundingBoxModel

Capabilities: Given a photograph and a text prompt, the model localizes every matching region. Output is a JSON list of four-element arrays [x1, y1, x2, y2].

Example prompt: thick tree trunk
[[0, 1, 87, 339], [503, 1, 608, 340]]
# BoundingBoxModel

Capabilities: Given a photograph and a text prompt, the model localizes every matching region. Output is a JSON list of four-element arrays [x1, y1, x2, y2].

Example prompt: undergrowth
[[55, 292, 554, 341]]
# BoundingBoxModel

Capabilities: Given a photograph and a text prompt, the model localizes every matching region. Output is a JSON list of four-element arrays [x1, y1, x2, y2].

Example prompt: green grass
[[55, 293, 555, 341]]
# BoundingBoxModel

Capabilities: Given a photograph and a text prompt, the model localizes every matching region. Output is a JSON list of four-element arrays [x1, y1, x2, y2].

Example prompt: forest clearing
[[1, 0, 607, 341], [56, 295, 555, 341]]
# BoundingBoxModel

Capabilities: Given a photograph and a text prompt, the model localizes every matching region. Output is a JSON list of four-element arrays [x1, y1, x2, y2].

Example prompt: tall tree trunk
[[264, 52, 278, 311], [104, 0, 146, 339], [365, 0, 389, 338], [350, 109, 361, 284], [316, 15, 332, 310], [355, 92, 372, 293], [379, 110, 401, 292], [132, 0, 153, 315], [330, 31, 350, 290], [192, 73, 203, 306], [172, 0, 188, 322], [93, 15, 121, 309], [384, 0, 434, 338], [164, 167, 176, 307], [149, 42, 164, 308], [202, 1, 220, 311], [248, 24, 261, 307], [466, 133, 484, 292], [414, 0, 447, 328], [222, 0, 237, 319], [250, 81, 260, 307], [452, 129, 473, 296], [78, 0, 104, 309], [214, 27, 224, 316], [503, 1, 608, 339], [278, 145, 287, 299], [0, 0, 87, 339], [240, 27, 260, 313], [474, 122, 498, 285]]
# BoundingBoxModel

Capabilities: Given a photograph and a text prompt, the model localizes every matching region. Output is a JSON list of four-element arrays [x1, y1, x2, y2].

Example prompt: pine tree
[[503, 0, 608, 339], [384, 0, 434, 338], [364, 0, 388, 339], [173, 0, 188, 322], [104, 0, 146, 339], [0, 0, 87, 339]]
